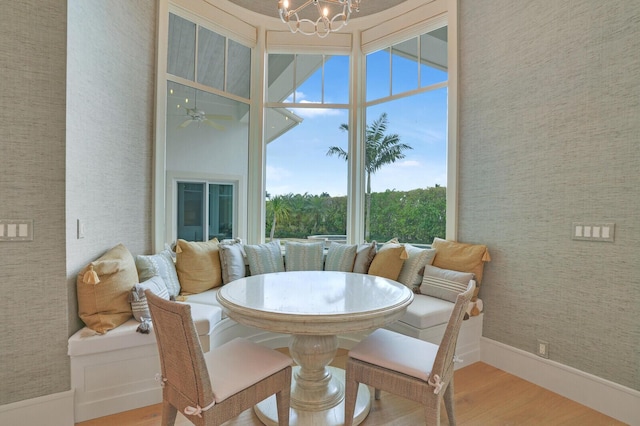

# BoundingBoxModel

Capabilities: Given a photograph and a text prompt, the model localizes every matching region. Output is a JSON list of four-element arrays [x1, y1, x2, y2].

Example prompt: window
[[177, 181, 236, 242], [162, 12, 251, 245], [265, 54, 350, 241], [363, 27, 448, 244]]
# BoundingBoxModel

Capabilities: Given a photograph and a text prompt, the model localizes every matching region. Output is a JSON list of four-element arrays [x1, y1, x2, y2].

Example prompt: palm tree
[[327, 112, 412, 241], [267, 194, 291, 241]]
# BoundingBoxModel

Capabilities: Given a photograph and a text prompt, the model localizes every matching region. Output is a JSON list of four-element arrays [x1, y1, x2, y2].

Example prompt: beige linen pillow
[[324, 242, 357, 272], [76, 243, 138, 334], [353, 241, 377, 274], [396, 244, 436, 289], [175, 238, 222, 294], [218, 238, 247, 284], [420, 264, 475, 303], [367, 240, 408, 280], [431, 238, 491, 285]]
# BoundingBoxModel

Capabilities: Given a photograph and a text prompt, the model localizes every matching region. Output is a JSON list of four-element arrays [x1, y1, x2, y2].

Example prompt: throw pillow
[[244, 240, 285, 275], [218, 238, 247, 284], [175, 238, 222, 294], [285, 241, 324, 271], [129, 276, 170, 321], [76, 243, 138, 334], [368, 240, 408, 280], [324, 242, 357, 272], [431, 237, 491, 285], [396, 244, 437, 289], [352, 241, 377, 274], [420, 264, 475, 303], [135, 249, 181, 297]]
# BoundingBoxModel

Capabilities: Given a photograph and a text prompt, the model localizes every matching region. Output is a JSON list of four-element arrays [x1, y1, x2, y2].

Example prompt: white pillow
[[135, 249, 181, 297], [324, 242, 357, 272], [420, 265, 475, 303], [397, 244, 436, 288], [129, 276, 170, 322], [244, 240, 285, 275], [219, 238, 246, 284], [285, 241, 324, 271]]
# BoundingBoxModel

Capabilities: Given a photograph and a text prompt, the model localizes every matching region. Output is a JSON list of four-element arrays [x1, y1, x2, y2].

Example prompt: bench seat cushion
[[396, 294, 454, 329], [68, 303, 222, 357]]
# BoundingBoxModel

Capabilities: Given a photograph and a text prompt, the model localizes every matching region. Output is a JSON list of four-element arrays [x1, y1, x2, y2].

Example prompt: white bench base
[[69, 314, 483, 422]]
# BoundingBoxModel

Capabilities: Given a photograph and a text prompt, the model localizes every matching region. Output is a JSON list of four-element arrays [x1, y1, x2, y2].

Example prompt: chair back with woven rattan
[[146, 291, 214, 419], [430, 280, 475, 387]]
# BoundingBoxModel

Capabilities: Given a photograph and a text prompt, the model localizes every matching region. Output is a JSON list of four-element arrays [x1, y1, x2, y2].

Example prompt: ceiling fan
[[179, 108, 233, 130]]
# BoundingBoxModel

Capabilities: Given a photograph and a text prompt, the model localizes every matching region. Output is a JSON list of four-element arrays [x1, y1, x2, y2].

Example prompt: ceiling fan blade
[[203, 119, 225, 131], [205, 114, 233, 121], [179, 119, 193, 128]]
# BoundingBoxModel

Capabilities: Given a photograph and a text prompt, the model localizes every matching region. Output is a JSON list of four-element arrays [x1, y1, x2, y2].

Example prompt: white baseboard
[[481, 337, 640, 425], [0, 389, 74, 426]]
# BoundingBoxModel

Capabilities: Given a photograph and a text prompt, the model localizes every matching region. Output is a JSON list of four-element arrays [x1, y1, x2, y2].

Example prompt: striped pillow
[[324, 242, 357, 272], [419, 265, 475, 303], [245, 240, 285, 275], [285, 241, 324, 271], [129, 276, 170, 322]]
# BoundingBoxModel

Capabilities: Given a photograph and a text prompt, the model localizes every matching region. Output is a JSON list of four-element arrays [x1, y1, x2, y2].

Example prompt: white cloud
[[266, 165, 292, 182]]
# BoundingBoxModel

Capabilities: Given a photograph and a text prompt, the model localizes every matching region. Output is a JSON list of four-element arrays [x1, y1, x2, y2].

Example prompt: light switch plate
[[572, 222, 615, 242], [0, 219, 34, 241]]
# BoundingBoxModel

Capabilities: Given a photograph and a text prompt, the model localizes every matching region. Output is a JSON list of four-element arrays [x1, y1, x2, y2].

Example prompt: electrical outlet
[[537, 339, 549, 358]]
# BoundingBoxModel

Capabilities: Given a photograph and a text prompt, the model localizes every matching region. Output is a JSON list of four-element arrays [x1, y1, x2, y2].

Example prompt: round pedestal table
[[217, 271, 413, 426]]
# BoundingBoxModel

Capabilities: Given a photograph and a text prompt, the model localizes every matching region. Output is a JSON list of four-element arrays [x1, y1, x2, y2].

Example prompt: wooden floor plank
[[77, 350, 625, 426]]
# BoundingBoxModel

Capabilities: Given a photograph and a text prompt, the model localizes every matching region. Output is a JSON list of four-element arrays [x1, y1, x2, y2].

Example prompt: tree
[[327, 112, 412, 241], [267, 194, 291, 241]]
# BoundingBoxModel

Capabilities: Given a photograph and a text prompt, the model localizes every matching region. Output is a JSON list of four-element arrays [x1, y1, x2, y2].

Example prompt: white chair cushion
[[349, 328, 438, 382], [397, 294, 454, 329], [206, 338, 292, 403]]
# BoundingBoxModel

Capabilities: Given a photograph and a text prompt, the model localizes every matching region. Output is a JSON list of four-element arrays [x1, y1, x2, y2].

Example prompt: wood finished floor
[[77, 350, 625, 426]]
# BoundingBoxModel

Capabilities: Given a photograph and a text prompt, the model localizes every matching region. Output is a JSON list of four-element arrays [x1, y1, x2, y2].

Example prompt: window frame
[[154, 0, 458, 250]]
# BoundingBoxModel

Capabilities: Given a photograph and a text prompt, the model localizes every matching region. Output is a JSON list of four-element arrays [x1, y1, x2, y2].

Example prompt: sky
[[266, 53, 448, 198]]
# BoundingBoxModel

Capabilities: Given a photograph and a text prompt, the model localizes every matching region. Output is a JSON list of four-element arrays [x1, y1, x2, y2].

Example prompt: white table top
[[217, 271, 414, 335]]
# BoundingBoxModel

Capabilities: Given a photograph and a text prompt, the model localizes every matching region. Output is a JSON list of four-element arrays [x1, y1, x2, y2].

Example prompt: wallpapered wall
[[0, 0, 156, 407], [0, 0, 67, 405], [66, 1, 157, 334], [458, 0, 640, 390]]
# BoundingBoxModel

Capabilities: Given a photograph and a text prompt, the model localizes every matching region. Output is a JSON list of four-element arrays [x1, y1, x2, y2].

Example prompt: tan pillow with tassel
[[367, 239, 408, 281], [77, 243, 138, 334]]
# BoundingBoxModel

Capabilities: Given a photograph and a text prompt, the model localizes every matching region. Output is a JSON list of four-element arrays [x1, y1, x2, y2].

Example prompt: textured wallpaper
[[458, 0, 640, 390], [66, 0, 157, 334], [0, 0, 68, 405], [0, 0, 156, 407]]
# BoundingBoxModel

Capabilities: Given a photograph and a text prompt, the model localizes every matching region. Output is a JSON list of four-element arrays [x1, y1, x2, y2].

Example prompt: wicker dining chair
[[145, 290, 293, 426], [344, 280, 475, 426]]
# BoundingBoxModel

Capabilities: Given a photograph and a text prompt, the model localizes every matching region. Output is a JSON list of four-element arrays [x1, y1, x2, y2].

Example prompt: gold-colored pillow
[[431, 238, 491, 292], [76, 243, 138, 334], [175, 238, 222, 294], [367, 240, 408, 280]]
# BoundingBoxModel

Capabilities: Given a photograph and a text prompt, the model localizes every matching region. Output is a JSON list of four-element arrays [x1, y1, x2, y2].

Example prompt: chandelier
[[278, 0, 362, 38]]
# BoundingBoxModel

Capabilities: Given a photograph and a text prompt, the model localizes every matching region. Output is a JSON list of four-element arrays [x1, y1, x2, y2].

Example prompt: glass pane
[[323, 55, 350, 104], [267, 54, 295, 103], [227, 40, 251, 98], [366, 48, 390, 101], [364, 88, 448, 244], [209, 183, 234, 240], [197, 26, 225, 90], [265, 107, 349, 241], [177, 182, 205, 241], [167, 13, 195, 81], [420, 27, 448, 87], [392, 38, 419, 95], [166, 81, 250, 173], [295, 54, 323, 103]]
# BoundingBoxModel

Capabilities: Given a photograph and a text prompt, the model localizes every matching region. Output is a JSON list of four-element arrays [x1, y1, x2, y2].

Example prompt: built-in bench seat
[[69, 238, 489, 422]]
